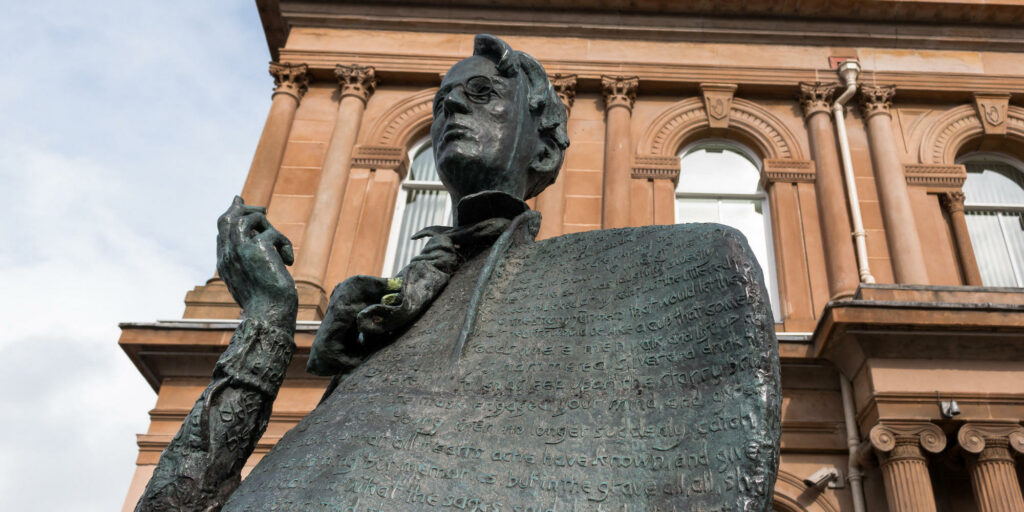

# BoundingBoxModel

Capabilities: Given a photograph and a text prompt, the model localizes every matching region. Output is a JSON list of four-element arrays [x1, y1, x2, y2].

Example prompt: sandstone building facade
[[120, 1, 1024, 510]]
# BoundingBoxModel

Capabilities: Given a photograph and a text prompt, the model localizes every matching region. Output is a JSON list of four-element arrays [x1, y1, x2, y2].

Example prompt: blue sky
[[0, 2, 271, 509]]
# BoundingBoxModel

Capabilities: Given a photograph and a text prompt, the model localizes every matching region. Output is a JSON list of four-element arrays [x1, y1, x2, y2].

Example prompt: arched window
[[382, 137, 451, 276], [959, 152, 1024, 287], [676, 139, 781, 319]]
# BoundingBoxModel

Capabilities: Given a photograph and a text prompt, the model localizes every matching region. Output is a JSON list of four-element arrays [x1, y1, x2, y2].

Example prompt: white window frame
[[956, 151, 1024, 287], [381, 137, 452, 276], [676, 139, 782, 321]]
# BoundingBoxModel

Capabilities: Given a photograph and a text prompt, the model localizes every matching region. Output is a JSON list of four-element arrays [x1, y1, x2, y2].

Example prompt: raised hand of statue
[[216, 196, 298, 325]]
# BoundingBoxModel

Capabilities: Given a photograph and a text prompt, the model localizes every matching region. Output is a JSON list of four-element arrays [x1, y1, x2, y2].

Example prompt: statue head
[[431, 34, 570, 207]]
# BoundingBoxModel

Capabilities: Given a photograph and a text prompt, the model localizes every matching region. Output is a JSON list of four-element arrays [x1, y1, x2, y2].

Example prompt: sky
[[0, 2, 271, 510]]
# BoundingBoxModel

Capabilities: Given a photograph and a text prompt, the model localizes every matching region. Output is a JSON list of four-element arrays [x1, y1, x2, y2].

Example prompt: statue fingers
[[253, 226, 294, 266]]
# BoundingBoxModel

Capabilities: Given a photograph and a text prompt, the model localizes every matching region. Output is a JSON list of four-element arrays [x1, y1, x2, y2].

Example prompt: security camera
[[803, 467, 842, 491], [940, 400, 961, 418]]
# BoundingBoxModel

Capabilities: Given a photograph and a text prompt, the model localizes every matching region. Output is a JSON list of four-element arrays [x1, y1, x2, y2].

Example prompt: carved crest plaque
[[224, 223, 781, 511]]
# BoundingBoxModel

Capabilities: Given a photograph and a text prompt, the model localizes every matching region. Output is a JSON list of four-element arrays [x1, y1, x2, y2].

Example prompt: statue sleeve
[[134, 317, 295, 512]]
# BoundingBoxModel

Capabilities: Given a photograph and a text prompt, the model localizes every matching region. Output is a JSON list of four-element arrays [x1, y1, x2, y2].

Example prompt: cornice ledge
[[762, 159, 816, 186], [352, 144, 410, 179], [904, 163, 967, 188], [631, 155, 680, 181], [957, 421, 1024, 455]]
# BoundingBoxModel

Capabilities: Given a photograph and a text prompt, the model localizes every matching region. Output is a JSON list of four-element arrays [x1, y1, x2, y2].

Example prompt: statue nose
[[442, 87, 471, 116]]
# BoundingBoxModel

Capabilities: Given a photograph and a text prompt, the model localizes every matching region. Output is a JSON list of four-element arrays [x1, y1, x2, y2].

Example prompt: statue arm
[[135, 197, 298, 512]]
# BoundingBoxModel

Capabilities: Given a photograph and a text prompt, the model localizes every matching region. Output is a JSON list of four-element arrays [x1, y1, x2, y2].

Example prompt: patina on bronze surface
[[138, 33, 780, 512]]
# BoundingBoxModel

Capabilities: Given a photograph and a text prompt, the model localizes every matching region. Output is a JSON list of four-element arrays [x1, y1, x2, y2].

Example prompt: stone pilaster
[[240, 62, 309, 208], [601, 76, 638, 229], [799, 82, 859, 299], [293, 65, 377, 307], [958, 422, 1024, 512], [860, 85, 929, 284], [870, 421, 946, 512], [535, 74, 577, 240], [940, 191, 984, 286]]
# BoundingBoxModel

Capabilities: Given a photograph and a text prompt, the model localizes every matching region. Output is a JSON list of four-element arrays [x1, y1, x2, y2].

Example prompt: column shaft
[[800, 82, 860, 298], [969, 441, 1024, 512], [861, 86, 929, 284], [601, 76, 638, 229], [241, 62, 308, 208], [880, 441, 939, 512], [942, 191, 984, 286], [293, 65, 376, 290]]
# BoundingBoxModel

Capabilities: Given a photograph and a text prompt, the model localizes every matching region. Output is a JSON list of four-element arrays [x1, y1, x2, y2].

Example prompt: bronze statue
[[136, 34, 780, 512]]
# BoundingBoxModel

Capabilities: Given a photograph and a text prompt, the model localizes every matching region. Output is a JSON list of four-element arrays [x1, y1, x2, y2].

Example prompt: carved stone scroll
[[869, 421, 945, 512], [551, 74, 577, 113], [957, 422, 1024, 512]]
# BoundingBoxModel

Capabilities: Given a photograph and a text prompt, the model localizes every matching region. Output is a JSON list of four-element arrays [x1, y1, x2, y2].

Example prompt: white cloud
[[0, 2, 271, 510]]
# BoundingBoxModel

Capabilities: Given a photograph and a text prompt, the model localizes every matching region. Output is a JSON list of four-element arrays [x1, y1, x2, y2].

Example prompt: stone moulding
[[773, 469, 841, 512], [636, 97, 804, 161], [763, 159, 816, 185], [363, 88, 437, 149], [351, 145, 409, 179], [631, 155, 680, 182], [919, 103, 1024, 164], [903, 163, 967, 189]]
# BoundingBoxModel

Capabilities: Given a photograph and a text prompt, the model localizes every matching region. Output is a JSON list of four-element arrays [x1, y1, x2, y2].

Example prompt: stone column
[[860, 86, 929, 284], [601, 76, 638, 229], [240, 62, 309, 208], [535, 74, 576, 239], [799, 82, 860, 299], [869, 422, 947, 512], [293, 65, 377, 292], [940, 191, 984, 286], [958, 422, 1024, 512]]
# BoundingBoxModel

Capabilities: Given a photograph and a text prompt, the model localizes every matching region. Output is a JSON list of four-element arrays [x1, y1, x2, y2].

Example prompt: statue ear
[[525, 134, 564, 199]]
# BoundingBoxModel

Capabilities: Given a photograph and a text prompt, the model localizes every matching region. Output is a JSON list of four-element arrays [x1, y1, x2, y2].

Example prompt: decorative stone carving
[[351, 145, 409, 179], [364, 88, 436, 148], [957, 422, 1024, 512], [601, 75, 639, 111], [799, 82, 839, 118], [869, 421, 945, 512], [335, 64, 377, 103], [762, 159, 816, 185], [636, 97, 804, 161], [903, 163, 968, 189], [958, 422, 1024, 455], [631, 154, 681, 181], [700, 83, 737, 128], [870, 421, 947, 455], [940, 191, 966, 214], [268, 61, 310, 101], [860, 85, 896, 119], [550, 73, 577, 112], [973, 93, 1011, 136]]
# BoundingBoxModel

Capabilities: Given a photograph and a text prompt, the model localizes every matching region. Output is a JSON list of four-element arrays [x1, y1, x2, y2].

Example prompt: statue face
[[431, 56, 536, 204]]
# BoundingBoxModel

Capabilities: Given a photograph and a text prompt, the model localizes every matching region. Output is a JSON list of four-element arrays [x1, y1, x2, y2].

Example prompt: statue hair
[[473, 34, 570, 199]]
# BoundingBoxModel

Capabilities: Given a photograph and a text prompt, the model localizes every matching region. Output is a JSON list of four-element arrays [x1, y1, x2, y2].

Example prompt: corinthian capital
[[860, 85, 896, 119], [870, 421, 947, 455], [551, 74, 577, 113], [940, 191, 966, 214], [957, 422, 1024, 456], [798, 82, 839, 118], [269, 62, 310, 101], [601, 76, 639, 112], [335, 64, 378, 103]]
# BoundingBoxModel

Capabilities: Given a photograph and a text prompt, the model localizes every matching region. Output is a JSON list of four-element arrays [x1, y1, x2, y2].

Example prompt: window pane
[[998, 212, 1024, 286], [675, 198, 720, 223], [963, 162, 1024, 206], [719, 199, 770, 276], [387, 142, 451, 275], [677, 146, 761, 194], [410, 146, 440, 181], [965, 211, 1019, 287]]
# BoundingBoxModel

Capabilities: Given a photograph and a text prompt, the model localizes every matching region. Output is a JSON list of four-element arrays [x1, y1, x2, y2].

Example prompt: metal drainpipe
[[832, 60, 876, 284], [833, 60, 870, 512], [840, 374, 868, 512]]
